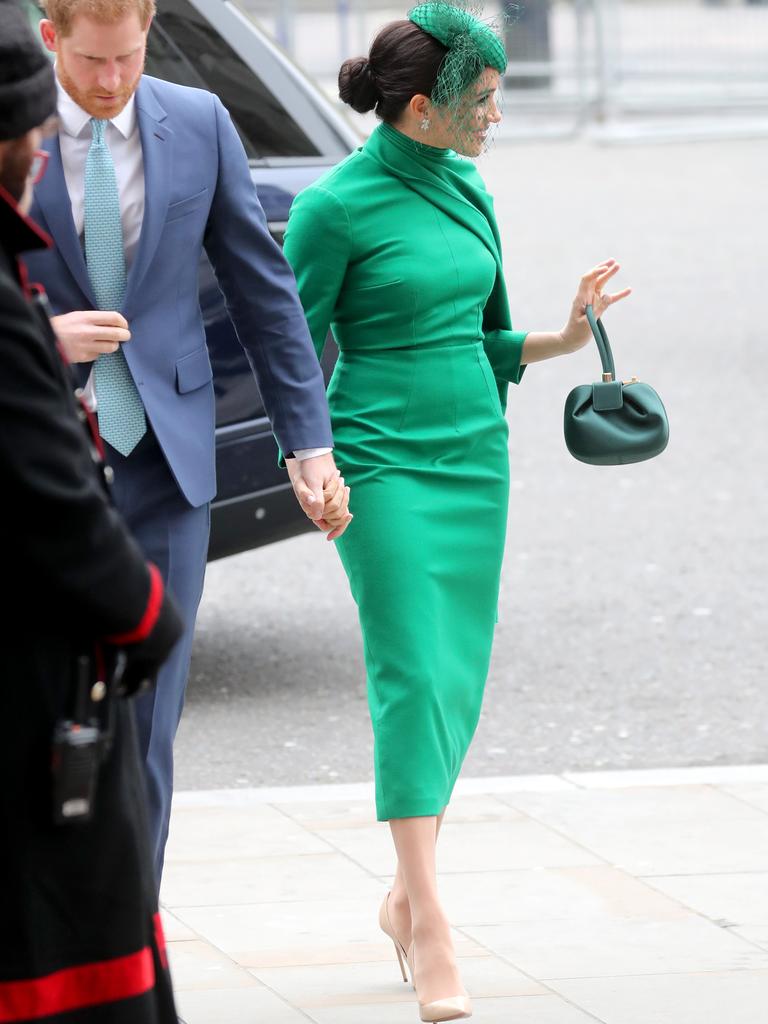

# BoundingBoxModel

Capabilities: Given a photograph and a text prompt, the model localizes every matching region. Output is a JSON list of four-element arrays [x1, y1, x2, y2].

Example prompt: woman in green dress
[[283, 5, 631, 1020]]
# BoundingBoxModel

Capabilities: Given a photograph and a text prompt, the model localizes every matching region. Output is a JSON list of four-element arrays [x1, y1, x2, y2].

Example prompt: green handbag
[[564, 305, 669, 466]]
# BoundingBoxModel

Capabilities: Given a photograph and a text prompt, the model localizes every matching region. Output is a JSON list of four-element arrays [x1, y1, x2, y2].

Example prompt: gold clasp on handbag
[[622, 376, 640, 386]]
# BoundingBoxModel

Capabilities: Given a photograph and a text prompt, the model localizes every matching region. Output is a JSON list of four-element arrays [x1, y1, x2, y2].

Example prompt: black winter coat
[[0, 186, 182, 1023]]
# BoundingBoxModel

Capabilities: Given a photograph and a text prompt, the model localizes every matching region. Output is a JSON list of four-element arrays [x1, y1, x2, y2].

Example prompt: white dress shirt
[[56, 77, 144, 270], [55, 74, 329, 462]]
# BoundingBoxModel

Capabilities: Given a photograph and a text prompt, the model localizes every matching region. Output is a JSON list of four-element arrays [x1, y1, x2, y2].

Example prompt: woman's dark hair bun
[[337, 22, 447, 125], [338, 56, 380, 114]]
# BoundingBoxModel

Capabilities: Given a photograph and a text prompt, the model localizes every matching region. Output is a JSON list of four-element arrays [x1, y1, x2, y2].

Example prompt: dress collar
[[377, 122, 454, 162]]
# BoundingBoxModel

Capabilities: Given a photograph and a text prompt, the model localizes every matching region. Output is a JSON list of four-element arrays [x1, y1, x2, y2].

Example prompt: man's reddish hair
[[43, 0, 155, 35]]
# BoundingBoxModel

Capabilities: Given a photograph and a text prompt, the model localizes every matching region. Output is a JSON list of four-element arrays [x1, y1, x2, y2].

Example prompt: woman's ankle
[[387, 887, 413, 945], [389, 886, 410, 914], [411, 905, 452, 943]]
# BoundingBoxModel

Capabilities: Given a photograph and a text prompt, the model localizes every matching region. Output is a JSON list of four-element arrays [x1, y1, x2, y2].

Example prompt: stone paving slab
[[304, 995, 603, 1024], [163, 766, 768, 1023], [549, 971, 768, 1024]]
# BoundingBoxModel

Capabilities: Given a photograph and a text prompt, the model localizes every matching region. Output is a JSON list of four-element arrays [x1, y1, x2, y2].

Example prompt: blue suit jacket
[[26, 75, 333, 508]]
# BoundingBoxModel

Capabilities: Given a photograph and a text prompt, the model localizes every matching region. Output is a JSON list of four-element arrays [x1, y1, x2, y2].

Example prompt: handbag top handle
[[585, 304, 616, 381]]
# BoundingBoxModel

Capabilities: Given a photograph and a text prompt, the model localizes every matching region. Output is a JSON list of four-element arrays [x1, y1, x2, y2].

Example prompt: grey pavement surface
[[175, 134, 768, 792], [163, 765, 768, 1024]]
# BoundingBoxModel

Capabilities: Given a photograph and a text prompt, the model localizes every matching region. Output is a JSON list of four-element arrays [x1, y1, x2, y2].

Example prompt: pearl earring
[[420, 116, 431, 132]]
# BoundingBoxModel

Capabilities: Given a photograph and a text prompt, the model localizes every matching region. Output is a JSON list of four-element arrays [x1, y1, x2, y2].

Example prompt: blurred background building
[[238, 0, 768, 141]]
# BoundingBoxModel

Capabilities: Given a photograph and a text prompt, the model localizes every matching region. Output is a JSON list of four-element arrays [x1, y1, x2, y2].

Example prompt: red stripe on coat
[[153, 912, 169, 971], [0, 947, 155, 1022], [0, 183, 53, 252], [106, 563, 164, 645]]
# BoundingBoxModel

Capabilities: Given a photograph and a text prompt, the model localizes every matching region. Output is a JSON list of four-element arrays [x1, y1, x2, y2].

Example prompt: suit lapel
[[123, 78, 172, 316], [35, 134, 96, 306]]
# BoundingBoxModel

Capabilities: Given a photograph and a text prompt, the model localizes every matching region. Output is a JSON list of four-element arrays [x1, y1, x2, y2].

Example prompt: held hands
[[286, 452, 352, 542], [53, 311, 353, 540], [558, 259, 632, 354], [51, 310, 130, 363]]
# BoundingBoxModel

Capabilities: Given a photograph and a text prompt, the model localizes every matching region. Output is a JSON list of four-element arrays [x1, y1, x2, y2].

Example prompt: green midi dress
[[284, 123, 527, 820]]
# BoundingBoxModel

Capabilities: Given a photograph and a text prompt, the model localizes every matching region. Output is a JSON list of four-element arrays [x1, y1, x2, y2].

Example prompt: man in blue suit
[[27, 0, 351, 883]]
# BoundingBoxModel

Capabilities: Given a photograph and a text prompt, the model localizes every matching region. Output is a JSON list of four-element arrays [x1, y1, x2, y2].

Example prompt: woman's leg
[[388, 809, 446, 950], [389, 813, 465, 1005]]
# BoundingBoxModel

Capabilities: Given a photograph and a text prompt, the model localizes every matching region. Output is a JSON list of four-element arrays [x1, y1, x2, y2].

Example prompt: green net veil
[[407, 2, 519, 152], [408, 2, 511, 107]]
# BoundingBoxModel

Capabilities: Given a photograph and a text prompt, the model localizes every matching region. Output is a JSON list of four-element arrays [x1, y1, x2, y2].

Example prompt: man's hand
[[51, 310, 131, 363], [320, 471, 352, 541], [286, 452, 352, 541]]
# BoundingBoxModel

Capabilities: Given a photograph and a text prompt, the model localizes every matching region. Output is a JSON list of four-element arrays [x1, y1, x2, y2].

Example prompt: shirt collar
[[55, 70, 137, 141]]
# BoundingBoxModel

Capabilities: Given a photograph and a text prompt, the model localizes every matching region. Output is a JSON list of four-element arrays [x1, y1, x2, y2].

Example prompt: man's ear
[[40, 19, 58, 55]]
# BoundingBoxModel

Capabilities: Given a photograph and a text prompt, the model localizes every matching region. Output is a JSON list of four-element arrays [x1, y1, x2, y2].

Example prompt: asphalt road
[[174, 135, 768, 791]]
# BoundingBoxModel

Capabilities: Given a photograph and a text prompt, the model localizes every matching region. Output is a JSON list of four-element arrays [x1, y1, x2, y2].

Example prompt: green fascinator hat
[[409, 2, 508, 107]]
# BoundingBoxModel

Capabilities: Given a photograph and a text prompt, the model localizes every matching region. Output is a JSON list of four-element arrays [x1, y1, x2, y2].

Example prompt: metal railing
[[239, 0, 768, 139]]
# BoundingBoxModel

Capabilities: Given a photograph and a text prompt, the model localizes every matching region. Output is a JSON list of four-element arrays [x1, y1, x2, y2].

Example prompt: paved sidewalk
[[161, 765, 768, 1023]]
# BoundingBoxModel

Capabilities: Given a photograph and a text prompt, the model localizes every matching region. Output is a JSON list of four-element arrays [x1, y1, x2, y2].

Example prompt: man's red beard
[[57, 52, 144, 120]]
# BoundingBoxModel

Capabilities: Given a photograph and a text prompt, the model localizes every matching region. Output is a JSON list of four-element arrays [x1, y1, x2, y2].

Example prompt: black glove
[[114, 589, 184, 697]]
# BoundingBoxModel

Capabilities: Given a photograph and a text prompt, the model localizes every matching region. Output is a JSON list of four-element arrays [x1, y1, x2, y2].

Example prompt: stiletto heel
[[379, 891, 411, 983], [393, 938, 409, 983], [409, 941, 473, 1023]]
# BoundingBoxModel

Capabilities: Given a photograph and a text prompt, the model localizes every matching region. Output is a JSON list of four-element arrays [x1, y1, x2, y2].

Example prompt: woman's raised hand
[[559, 259, 632, 353]]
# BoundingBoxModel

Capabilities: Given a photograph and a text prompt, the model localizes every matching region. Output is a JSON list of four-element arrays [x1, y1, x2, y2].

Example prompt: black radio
[[50, 652, 123, 825], [51, 719, 101, 824]]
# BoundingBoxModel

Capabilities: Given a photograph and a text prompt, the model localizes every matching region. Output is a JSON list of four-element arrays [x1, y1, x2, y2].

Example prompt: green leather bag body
[[564, 306, 669, 466]]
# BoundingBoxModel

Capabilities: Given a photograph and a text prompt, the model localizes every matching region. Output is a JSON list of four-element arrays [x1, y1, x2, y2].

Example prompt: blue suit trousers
[[105, 428, 209, 884]]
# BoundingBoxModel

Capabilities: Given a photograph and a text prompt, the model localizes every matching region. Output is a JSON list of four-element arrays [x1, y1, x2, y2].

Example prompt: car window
[[149, 0, 320, 160]]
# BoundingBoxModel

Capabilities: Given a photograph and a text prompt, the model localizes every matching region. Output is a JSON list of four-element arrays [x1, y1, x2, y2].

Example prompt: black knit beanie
[[0, 0, 57, 141]]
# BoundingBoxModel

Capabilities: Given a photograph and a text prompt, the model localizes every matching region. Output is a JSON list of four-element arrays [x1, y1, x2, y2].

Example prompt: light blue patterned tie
[[85, 117, 146, 456]]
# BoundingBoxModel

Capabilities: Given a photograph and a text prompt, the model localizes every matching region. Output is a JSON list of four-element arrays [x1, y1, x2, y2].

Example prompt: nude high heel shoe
[[379, 891, 411, 983], [408, 942, 472, 1023]]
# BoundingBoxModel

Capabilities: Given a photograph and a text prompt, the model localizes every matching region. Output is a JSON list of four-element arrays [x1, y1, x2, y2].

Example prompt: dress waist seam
[[338, 340, 485, 359]]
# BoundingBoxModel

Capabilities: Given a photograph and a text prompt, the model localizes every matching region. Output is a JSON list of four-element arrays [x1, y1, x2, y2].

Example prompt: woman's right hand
[[286, 458, 352, 541], [321, 475, 353, 541]]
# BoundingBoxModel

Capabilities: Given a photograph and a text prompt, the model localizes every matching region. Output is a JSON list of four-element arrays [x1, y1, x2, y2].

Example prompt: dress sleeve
[[468, 165, 528, 387], [483, 328, 528, 385], [283, 184, 352, 362]]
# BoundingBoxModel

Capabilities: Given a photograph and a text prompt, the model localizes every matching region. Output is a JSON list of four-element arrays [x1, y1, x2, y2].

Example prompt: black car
[[25, 0, 357, 559]]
